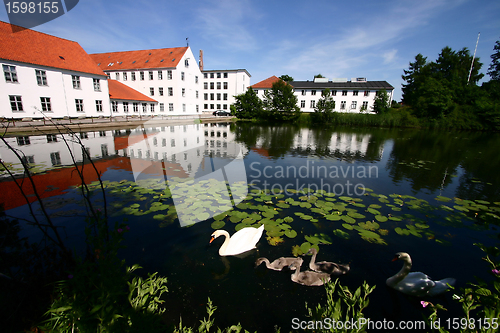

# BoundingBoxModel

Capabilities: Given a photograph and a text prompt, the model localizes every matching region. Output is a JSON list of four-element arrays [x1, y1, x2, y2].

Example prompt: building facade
[[251, 76, 394, 113], [201, 69, 251, 113], [90, 47, 203, 116], [1, 21, 110, 119]]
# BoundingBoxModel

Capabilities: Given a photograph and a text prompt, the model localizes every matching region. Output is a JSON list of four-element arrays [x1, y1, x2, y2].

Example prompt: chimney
[[199, 50, 204, 71]]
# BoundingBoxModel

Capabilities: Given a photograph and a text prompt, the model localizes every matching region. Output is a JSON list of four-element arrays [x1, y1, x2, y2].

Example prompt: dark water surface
[[2, 122, 500, 331]]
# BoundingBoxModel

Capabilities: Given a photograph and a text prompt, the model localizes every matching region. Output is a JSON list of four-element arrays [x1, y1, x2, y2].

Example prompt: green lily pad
[[333, 229, 350, 240], [375, 215, 388, 222], [341, 215, 356, 224], [211, 220, 226, 229], [284, 229, 298, 238]]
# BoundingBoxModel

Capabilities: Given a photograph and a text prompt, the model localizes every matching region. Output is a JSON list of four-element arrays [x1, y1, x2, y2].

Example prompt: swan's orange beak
[[392, 256, 399, 261], [209, 236, 215, 244]]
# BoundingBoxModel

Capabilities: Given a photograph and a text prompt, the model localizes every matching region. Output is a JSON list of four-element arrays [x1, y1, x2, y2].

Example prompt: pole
[[467, 32, 480, 84]]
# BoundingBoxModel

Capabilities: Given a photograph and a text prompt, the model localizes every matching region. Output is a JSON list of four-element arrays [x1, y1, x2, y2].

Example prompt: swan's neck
[[262, 258, 272, 268], [292, 260, 302, 278], [218, 231, 231, 255], [388, 257, 412, 286], [309, 251, 318, 270]]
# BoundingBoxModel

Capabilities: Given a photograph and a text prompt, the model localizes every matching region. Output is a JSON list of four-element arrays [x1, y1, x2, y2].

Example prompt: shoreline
[[0, 115, 235, 136]]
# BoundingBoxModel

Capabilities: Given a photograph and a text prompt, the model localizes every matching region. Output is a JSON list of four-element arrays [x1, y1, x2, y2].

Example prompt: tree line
[[232, 38, 500, 130]]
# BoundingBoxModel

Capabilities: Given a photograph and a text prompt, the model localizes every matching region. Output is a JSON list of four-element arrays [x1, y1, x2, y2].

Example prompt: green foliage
[[262, 80, 300, 121], [373, 89, 390, 114], [41, 219, 169, 333], [305, 279, 375, 332], [279, 74, 294, 82], [232, 88, 263, 119], [487, 38, 500, 81], [311, 88, 336, 123]]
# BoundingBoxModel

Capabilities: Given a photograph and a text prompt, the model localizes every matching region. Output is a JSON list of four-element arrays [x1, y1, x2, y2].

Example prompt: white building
[[251, 76, 394, 113], [90, 47, 203, 115], [201, 69, 251, 113], [0, 21, 111, 120]]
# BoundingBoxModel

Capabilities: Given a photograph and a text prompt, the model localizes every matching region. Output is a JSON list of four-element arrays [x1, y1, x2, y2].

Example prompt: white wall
[[1, 60, 110, 119], [202, 70, 251, 112]]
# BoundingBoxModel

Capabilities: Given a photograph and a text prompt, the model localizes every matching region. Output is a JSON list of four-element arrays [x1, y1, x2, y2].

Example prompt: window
[[210, 93, 214, 100], [75, 99, 84, 112], [101, 144, 109, 157], [224, 73, 228, 78], [9, 95, 23, 112], [310, 100, 315, 108], [196, 105, 199, 112], [332, 90, 337, 96], [40, 97, 51, 112], [223, 93, 227, 100], [169, 103, 174, 112], [50, 152, 61, 166], [362, 101, 369, 109], [160, 103, 164, 112], [210, 73, 214, 78], [210, 82, 214, 89], [223, 82, 228, 89], [183, 104, 186, 112], [340, 101, 346, 109], [204, 73, 208, 79], [123, 102, 129, 113], [301, 90, 306, 95], [301, 100, 305, 108], [17, 136, 30, 145], [351, 101, 357, 109], [204, 93, 208, 100], [21, 155, 35, 166], [112, 101, 118, 112], [342, 90, 347, 96], [167, 70, 172, 80], [147, 71, 153, 80], [150, 87, 154, 96], [72, 75, 81, 89], [182, 88, 185, 97], [204, 82, 208, 89], [181, 72, 185, 81], [142, 103, 147, 112], [115, 73, 120, 80], [353, 91, 358, 96], [195, 76, 198, 83], [47, 134, 57, 143], [93, 78, 101, 91], [131, 72, 136, 81], [36, 70, 47, 86], [123, 72, 127, 80], [217, 72, 221, 78], [133, 103, 139, 112], [196, 90, 199, 98], [364, 90, 370, 97], [185, 59, 189, 67], [158, 71, 163, 80], [217, 82, 221, 89], [140, 72, 144, 80], [311, 90, 316, 96], [96, 100, 103, 112], [217, 93, 221, 100], [150, 104, 155, 113], [168, 87, 173, 96], [159, 87, 164, 96], [3, 65, 18, 82]]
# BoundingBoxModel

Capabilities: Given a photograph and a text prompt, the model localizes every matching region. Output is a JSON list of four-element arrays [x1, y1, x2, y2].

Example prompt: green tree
[[314, 74, 324, 78], [232, 87, 263, 119], [373, 89, 390, 114], [401, 53, 427, 106], [279, 74, 294, 82], [262, 80, 300, 121], [311, 88, 336, 123], [487, 38, 500, 81]]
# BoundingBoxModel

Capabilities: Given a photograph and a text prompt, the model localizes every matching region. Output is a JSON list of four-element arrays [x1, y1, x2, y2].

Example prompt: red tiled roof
[[251, 76, 283, 89], [90, 47, 189, 71], [108, 80, 157, 102], [0, 20, 106, 76]]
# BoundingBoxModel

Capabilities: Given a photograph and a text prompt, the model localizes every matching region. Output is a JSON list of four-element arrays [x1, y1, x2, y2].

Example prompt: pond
[[2, 121, 500, 331]]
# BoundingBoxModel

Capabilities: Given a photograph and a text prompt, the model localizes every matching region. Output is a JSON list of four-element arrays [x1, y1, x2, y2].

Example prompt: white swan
[[289, 258, 331, 287], [210, 225, 264, 256], [255, 257, 301, 271], [307, 248, 350, 276], [386, 252, 456, 297]]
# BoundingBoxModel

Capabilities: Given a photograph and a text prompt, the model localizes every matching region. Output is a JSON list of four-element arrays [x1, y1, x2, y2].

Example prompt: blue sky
[[2, 0, 499, 101]]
